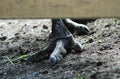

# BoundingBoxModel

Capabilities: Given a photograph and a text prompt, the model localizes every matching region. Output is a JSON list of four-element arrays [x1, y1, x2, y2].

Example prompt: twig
[[0, 53, 34, 65], [5, 56, 15, 66]]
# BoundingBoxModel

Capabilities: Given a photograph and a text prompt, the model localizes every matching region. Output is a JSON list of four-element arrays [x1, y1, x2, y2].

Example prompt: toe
[[73, 42, 83, 52], [76, 25, 90, 35], [50, 56, 57, 65], [82, 25, 90, 33]]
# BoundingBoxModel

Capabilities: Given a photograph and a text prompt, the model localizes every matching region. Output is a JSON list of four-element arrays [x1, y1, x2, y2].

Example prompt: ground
[[0, 18, 120, 79]]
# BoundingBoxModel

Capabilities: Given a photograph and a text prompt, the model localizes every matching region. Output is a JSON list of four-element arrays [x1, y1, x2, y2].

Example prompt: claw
[[82, 25, 90, 33], [74, 42, 83, 52], [63, 19, 90, 35], [76, 24, 90, 35], [50, 55, 57, 65]]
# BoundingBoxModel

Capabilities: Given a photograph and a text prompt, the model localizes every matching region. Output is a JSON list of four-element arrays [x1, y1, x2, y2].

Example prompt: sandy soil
[[0, 18, 120, 79]]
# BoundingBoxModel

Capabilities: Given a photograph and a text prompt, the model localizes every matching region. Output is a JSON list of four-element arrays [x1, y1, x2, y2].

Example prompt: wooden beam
[[0, 0, 120, 18]]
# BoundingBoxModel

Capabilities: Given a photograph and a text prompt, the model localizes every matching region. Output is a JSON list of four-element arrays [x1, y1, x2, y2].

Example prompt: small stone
[[0, 71, 3, 75], [105, 24, 111, 28], [8, 22, 12, 24], [33, 26, 38, 28], [96, 61, 103, 66], [118, 35, 120, 38], [43, 25, 48, 29], [41, 75, 51, 79], [98, 40, 102, 43], [0, 26, 3, 28], [15, 33, 20, 36], [117, 21, 120, 25], [24, 24, 27, 26], [96, 51, 102, 55], [0, 36, 7, 41], [88, 39, 94, 43], [30, 72, 39, 77], [40, 69, 49, 74], [64, 71, 74, 79]]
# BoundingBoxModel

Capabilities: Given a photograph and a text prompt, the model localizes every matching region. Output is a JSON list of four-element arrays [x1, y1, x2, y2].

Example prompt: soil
[[0, 18, 120, 79]]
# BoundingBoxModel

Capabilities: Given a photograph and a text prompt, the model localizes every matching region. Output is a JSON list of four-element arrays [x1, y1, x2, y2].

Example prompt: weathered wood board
[[0, 0, 120, 18]]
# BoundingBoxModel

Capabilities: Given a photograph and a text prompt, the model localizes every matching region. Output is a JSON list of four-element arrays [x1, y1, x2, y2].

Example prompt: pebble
[[31, 72, 39, 77], [87, 38, 94, 43], [64, 71, 74, 79], [0, 36, 7, 41], [43, 25, 48, 29]]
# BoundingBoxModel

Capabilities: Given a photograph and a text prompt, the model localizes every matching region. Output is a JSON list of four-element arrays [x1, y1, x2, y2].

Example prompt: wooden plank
[[0, 0, 120, 18]]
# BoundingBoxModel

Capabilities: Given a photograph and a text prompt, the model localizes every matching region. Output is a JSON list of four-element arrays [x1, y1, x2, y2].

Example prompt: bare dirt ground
[[0, 18, 120, 79]]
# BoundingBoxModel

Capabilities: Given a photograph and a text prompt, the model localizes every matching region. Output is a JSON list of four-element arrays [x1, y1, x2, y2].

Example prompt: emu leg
[[50, 36, 83, 65], [49, 19, 83, 64], [63, 19, 90, 35], [50, 39, 67, 65], [27, 19, 84, 64]]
